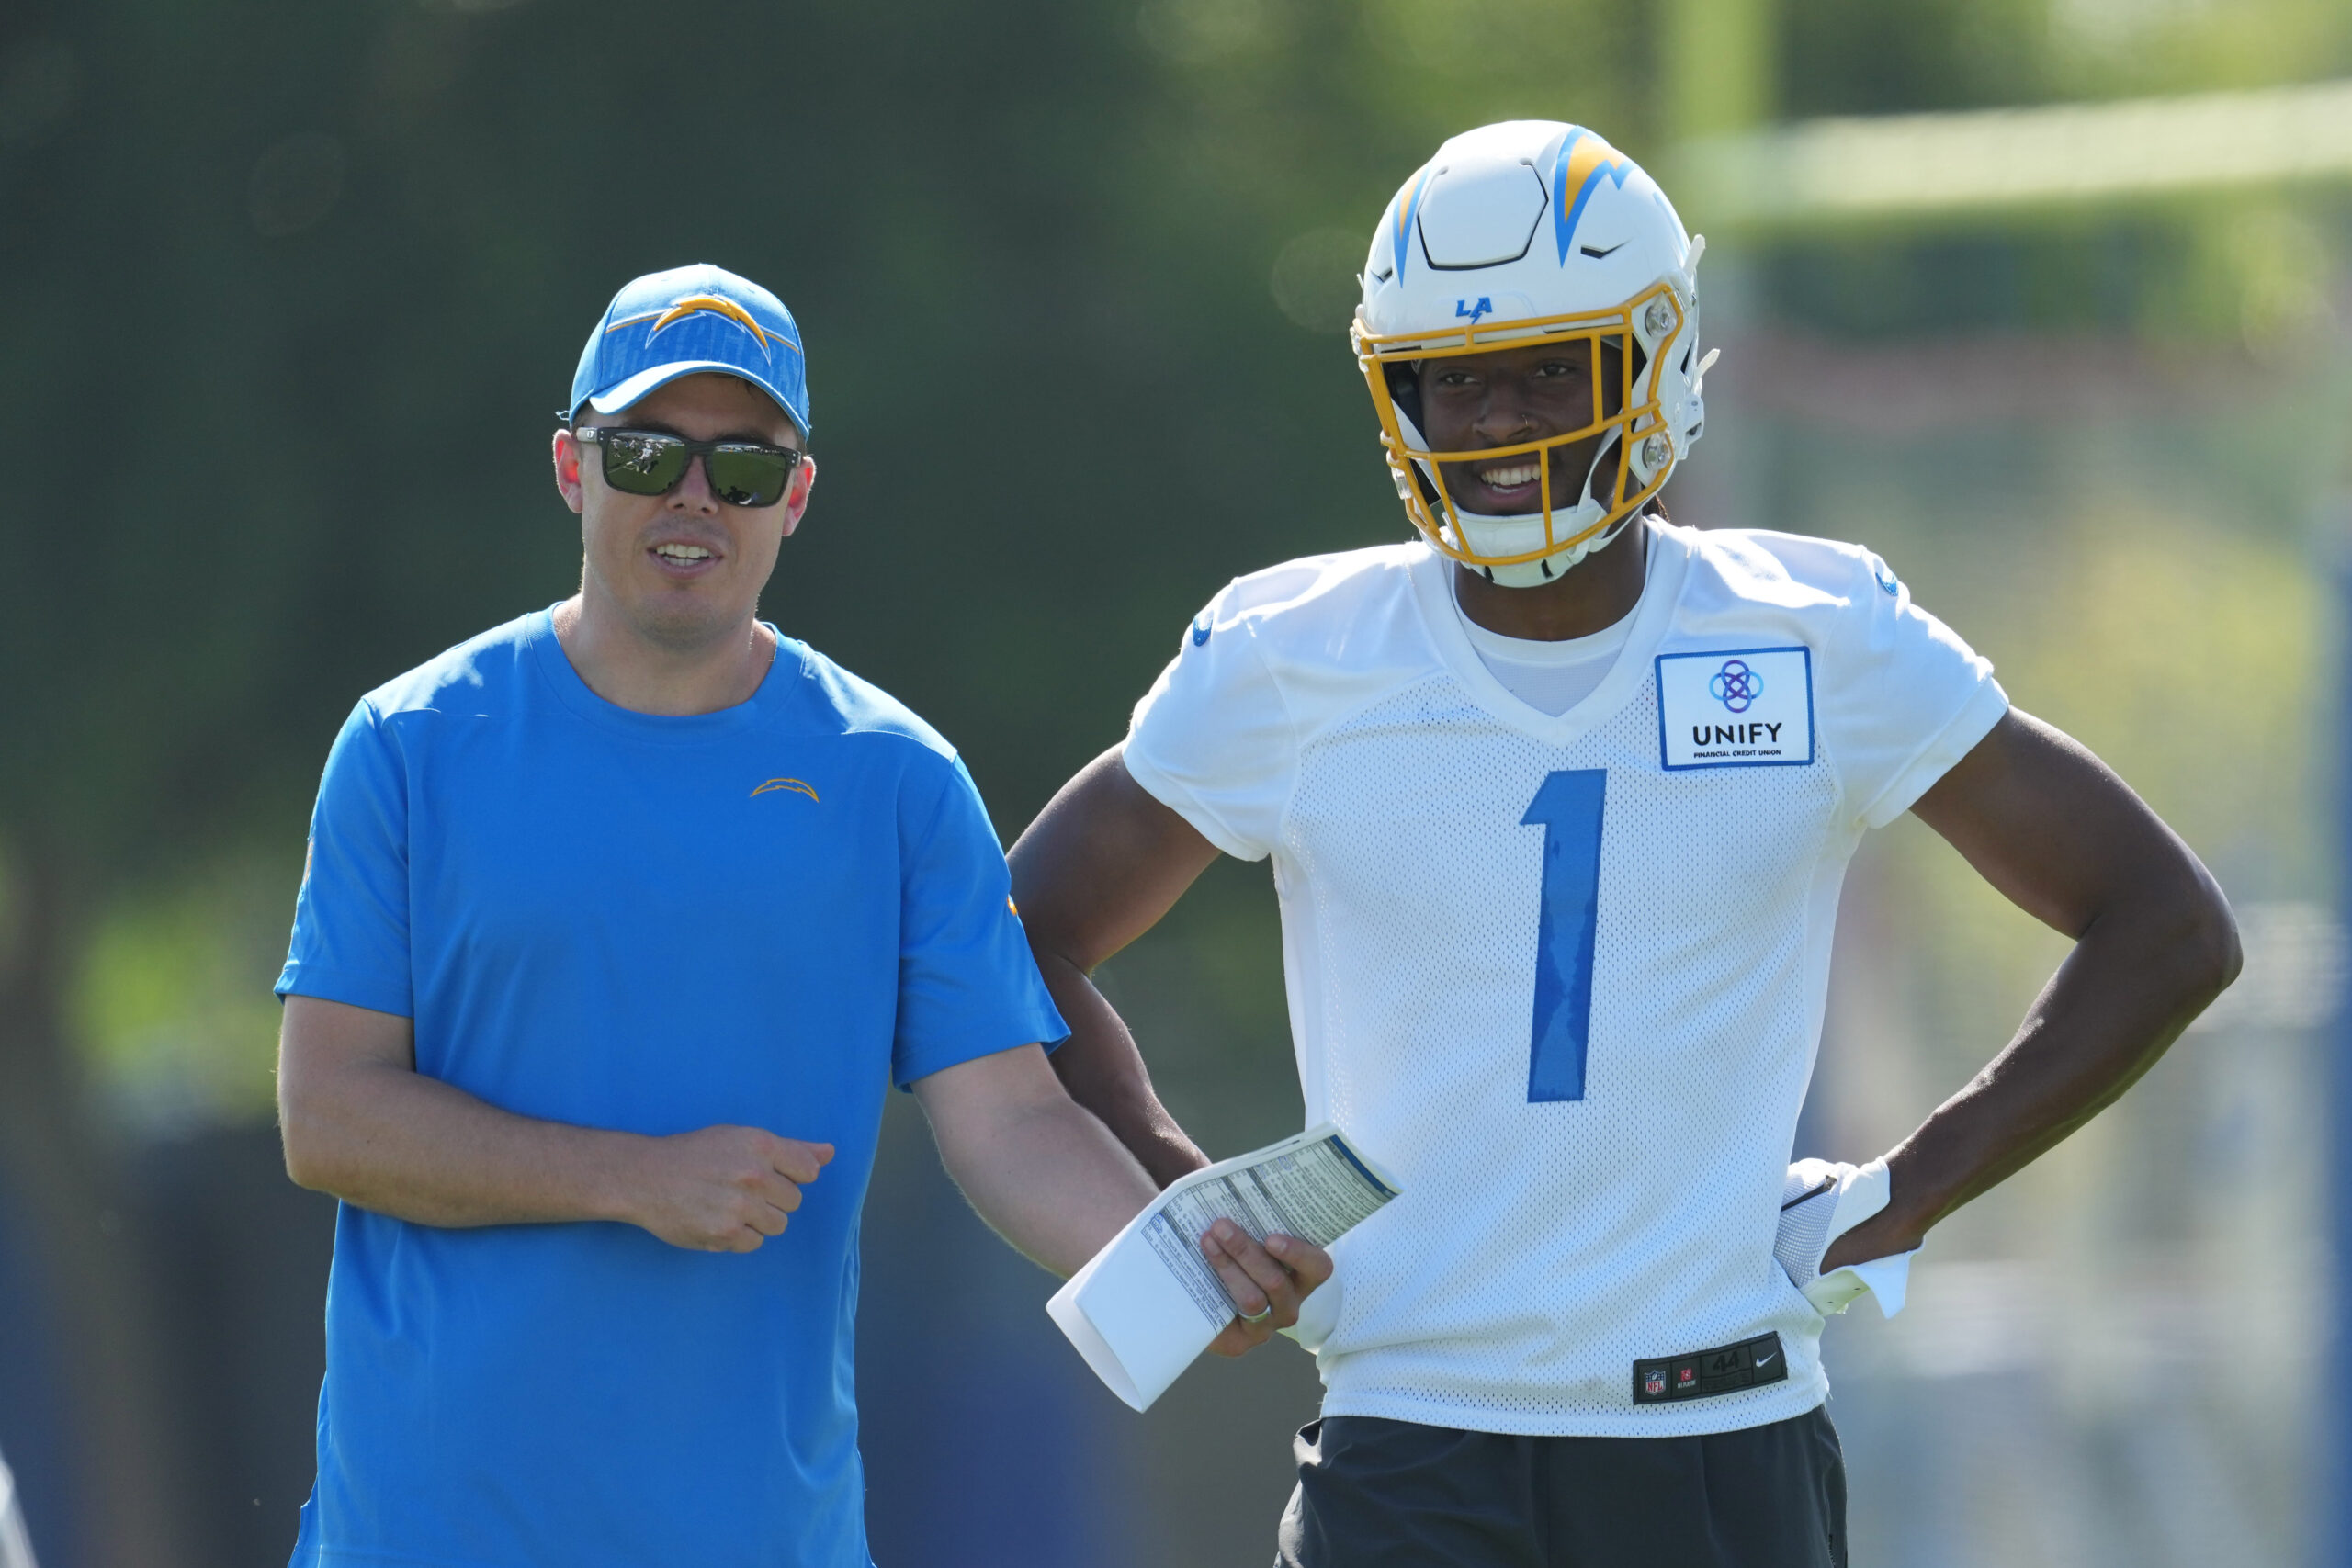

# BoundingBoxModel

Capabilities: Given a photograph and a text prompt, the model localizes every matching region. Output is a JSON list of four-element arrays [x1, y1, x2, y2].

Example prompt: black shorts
[[1274, 1406, 1847, 1568]]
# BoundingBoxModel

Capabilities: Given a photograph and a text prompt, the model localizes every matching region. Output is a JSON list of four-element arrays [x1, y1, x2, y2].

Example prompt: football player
[[1009, 122, 2238, 1566]]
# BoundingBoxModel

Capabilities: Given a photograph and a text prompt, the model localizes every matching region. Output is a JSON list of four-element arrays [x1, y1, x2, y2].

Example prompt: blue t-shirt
[[277, 608, 1065, 1568]]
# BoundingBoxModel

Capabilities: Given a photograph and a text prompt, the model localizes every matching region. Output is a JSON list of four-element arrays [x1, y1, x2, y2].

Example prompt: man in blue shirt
[[275, 265, 1330, 1567]]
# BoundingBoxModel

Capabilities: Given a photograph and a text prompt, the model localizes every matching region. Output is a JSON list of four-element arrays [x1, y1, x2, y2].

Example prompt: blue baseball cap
[[567, 264, 811, 438]]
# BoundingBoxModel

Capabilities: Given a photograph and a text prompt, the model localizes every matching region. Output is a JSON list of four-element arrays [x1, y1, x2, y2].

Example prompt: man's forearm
[[1828, 889, 2237, 1266], [282, 1057, 643, 1228], [924, 1071, 1163, 1277], [1038, 953, 1212, 1188]]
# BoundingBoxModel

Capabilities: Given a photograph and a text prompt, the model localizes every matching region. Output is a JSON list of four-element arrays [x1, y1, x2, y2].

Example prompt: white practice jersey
[[1124, 521, 2007, 1437]]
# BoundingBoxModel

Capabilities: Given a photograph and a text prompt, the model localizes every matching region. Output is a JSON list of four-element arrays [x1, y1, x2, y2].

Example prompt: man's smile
[[650, 538, 723, 578]]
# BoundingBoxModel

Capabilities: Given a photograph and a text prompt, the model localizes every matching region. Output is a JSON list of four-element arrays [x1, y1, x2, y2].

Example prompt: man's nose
[[666, 454, 723, 513]]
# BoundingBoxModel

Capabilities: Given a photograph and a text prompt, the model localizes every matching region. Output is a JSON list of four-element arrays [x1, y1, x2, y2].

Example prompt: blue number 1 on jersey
[[1521, 770, 1607, 1102]]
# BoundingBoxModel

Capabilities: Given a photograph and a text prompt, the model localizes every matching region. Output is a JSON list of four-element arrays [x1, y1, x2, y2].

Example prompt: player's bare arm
[[1011, 750, 1337, 1354], [1015, 746, 1219, 1187], [278, 993, 834, 1253], [1818, 709, 2240, 1272]]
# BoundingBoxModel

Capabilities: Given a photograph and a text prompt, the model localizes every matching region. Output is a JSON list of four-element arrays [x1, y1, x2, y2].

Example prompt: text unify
[[1694, 722, 1782, 746]]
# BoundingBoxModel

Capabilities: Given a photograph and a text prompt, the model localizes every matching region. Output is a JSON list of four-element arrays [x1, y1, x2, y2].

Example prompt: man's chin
[[622, 584, 754, 652]]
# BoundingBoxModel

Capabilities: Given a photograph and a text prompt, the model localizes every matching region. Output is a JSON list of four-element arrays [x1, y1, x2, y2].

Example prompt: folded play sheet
[[1048, 1123, 1400, 1411]]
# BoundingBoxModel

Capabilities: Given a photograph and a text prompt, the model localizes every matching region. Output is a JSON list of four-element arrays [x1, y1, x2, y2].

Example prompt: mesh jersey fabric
[[1123, 523, 2007, 1437]]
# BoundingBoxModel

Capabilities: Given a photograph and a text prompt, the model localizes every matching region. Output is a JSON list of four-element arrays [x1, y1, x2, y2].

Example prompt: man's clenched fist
[[625, 1125, 834, 1252]]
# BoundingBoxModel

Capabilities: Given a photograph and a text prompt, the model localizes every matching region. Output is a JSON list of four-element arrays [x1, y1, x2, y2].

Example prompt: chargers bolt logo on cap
[[568, 263, 810, 438]]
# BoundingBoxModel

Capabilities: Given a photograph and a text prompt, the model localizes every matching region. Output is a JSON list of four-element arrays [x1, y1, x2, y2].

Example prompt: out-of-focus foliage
[[2001, 512, 2322, 868], [1758, 0, 2352, 352], [72, 863, 288, 1132], [1781, 0, 2062, 117], [2048, 0, 2352, 96], [1781, 0, 2352, 115], [1760, 195, 2348, 349]]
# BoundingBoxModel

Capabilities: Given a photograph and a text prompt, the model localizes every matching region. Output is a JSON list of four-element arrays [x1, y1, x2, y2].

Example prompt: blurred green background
[[1, 0, 2346, 1563]]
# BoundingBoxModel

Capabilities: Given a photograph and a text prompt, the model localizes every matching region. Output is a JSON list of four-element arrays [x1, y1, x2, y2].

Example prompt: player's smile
[[1419, 340, 1623, 517], [1468, 457, 1546, 508]]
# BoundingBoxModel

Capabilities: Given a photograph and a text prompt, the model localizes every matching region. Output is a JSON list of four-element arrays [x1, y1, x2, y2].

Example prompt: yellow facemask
[[1352, 280, 1687, 578]]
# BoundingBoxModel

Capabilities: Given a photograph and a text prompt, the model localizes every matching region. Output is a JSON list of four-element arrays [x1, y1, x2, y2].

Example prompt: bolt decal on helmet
[[1354, 122, 1719, 587]]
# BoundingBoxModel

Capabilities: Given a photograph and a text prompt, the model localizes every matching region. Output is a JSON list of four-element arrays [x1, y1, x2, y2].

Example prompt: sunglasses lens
[[598, 432, 688, 495], [706, 447, 796, 508]]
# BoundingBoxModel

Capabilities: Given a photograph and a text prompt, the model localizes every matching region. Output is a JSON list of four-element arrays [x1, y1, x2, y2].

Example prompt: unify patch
[[1633, 1332, 1788, 1404], [1655, 647, 1815, 771]]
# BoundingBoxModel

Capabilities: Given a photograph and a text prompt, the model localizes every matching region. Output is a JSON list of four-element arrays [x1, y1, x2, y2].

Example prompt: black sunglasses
[[567, 423, 805, 508]]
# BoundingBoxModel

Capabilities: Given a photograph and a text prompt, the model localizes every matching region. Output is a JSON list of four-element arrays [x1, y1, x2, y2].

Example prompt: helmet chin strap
[[1464, 502, 1641, 588], [1412, 424, 1635, 588]]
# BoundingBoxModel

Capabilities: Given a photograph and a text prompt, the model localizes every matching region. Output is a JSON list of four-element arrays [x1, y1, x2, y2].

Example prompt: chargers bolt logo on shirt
[[1655, 647, 1815, 770], [1708, 659, 1763, 714], [752, 777, 819, 802]]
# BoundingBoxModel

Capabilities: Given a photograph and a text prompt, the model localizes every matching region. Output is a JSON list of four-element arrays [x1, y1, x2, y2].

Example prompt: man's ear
[[553, 429, 586, 514], [779, 456, 817, 537]]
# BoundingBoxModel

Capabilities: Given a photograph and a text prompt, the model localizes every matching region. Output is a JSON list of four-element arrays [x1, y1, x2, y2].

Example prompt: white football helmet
[[1354, 121, 1717, 586]]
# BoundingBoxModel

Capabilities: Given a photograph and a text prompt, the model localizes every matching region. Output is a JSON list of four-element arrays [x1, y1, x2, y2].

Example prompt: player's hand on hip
[[1200, 1222, 1333, 1358], [628, 1125, 833, 1253]]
